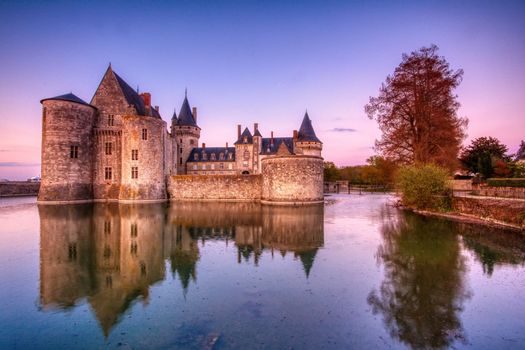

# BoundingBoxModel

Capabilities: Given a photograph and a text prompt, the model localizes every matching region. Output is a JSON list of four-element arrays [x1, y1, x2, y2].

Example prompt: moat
[[0, 194, 524, 349]]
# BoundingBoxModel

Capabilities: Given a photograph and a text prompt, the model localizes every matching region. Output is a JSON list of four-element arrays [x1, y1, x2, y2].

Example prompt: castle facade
[[39, 65, 323, 204]]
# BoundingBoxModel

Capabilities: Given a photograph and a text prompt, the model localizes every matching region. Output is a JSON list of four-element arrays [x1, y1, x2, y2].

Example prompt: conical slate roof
[[40, 93, 94, 108], [297, 111, 321, 143], [235, 127, 253, 144], [253, 128, 262, 137], [177, 96, 197, 126], [171, 108, 178, 123]]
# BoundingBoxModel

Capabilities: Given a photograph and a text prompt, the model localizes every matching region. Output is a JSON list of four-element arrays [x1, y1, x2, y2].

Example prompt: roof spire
[[136, 85, 139, 94]]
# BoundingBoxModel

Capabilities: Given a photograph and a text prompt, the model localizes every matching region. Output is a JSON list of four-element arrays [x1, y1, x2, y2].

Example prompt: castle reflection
[[38, 202, 324, 335]]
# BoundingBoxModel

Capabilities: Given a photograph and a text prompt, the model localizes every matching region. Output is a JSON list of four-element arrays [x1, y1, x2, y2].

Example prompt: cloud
[[328, 128, 357, 132], [0, 162, 40, 167]]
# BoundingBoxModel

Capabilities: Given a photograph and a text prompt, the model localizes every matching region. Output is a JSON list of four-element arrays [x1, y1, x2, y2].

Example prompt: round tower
[[39, 93, 96, 202], [172, 94, 200, 174], [294, 111, 323, 156]]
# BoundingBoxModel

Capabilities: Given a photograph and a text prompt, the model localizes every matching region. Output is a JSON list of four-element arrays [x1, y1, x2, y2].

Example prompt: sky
[[0, 0, 524, 180]]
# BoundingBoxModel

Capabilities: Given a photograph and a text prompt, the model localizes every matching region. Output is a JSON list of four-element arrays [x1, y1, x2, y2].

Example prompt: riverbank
[[398, 194, 525, 232], [0, 182, 40, 197]]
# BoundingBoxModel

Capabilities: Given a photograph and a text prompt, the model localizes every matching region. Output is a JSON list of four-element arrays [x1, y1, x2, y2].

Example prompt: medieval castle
[[39, 65, 324, 204]]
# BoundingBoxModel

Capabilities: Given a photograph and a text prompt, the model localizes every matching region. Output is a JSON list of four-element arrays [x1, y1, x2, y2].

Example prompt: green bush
[[396, 164, 451, 210], [486, 178, 525, 187]]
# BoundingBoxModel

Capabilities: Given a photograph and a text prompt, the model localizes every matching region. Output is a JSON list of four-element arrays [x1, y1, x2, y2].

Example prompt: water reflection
[[38, 202, 324, 336], [368, 210, 471, 349], [369, 209, 525, 349]]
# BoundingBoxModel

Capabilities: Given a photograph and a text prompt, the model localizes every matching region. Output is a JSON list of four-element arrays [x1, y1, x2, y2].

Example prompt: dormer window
[[219, 153, 224, 160], [228, 153, 233, 160], [243, 137, 248, 143], [194, 153, 199, 161], [211, 153, 216, 161], [202, 152, 207, 160]]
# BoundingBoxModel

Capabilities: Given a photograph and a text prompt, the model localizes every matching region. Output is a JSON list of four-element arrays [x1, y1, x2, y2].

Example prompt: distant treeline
[[324, 156, 397, 189]]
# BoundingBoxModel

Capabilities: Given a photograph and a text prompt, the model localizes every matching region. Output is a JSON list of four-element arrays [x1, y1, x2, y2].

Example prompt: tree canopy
[[459, 136, 509, 177], [366, 45, 468, 171]]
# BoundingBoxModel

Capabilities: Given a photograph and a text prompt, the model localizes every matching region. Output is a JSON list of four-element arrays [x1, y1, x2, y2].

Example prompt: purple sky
[[1, 0, 524, 180]]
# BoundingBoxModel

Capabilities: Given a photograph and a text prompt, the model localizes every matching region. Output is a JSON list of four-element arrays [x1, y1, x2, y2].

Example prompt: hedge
[[487, 178, 525, 187]]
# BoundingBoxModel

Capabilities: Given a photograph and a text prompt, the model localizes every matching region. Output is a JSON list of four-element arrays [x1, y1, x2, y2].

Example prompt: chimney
[[254, 123, 259, 133], [154, 106, 159, 112], [192, 107, 197, 123], [293, 130, 298, 141], [237, 125, 241, 139], [271, 131, 274, 146], [202, 142, 206, 150], [140, 92, 151, 107]]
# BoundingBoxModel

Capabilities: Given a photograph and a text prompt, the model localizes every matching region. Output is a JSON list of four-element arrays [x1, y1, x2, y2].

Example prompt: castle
[[39, 65, 324, 204]]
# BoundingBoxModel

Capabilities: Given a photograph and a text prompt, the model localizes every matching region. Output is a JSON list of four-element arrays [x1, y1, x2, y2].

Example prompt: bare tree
[[366, 45, 468, 170]]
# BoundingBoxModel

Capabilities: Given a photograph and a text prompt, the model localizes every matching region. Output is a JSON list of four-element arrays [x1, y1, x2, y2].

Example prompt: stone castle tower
[[39, 66, 324, 204]]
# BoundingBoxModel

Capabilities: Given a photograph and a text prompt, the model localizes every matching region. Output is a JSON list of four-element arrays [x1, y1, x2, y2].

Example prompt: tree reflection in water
[[38, 202, 324, 336], [368, 210, 471, 349]]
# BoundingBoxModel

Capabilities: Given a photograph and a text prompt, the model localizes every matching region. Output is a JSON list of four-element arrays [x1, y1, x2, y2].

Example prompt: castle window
[[104, 167, 112, 180], [243, 150, 250, 160], [228, 153, 233, 160], [104, 244, 111, 259], [180, 148, 183, 154], [202, 164, 206, 170], [106, 275, 112, 288], [190, 139, 194, 145], [131, 242, 138, 256], [211, 164, 215, 170], [228, 163, 233, 170], [131, 223, 138, 238], [68, 243, 77, 261], [193, 164, 197, 170], [211, 153, 216, 161], [104, 221, 111, 235], [142, 129, 148, 140], [243, 161, 248, 167], [131, 167, 138, 179], [194, 153, 199, 161], [179, 157, 182, 165], [132, 149, 138, 160], [105, 142, 112, 155], [207, 164, 212, 170], [220, 163, 224, 170], [70, 145, 78, 159], [219, 153, 224, 160], [244, 137, 247, 143], [108, 115, 114, 126], [202, 153, 207, 160]]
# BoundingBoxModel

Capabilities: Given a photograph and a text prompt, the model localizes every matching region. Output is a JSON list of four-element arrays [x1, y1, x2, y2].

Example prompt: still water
[[0, 194, 524, 349]]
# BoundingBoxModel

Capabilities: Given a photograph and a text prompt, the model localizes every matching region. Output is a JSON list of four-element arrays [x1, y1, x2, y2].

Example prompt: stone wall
[[261, 155, 324, 204], [119, 115, 167, 201], [38, 100, 96, 202], [471, 186, 525, 199], [452, 196, 525, 228], [168, 174, 262, 201], [0, 182, 40, 197], [450, 179, 472, 191]]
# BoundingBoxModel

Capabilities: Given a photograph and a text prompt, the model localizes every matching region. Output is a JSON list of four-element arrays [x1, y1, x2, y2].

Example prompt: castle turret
[[172, 93, 200, 174], [39, 93, 97, 202], [235, 127, 255, 174], [294, 111, 323, 156]]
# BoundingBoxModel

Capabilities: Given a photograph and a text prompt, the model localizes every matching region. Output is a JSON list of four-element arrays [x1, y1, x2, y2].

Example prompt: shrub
[[486, 178, 525, 188], [396, 164, 451, 210]]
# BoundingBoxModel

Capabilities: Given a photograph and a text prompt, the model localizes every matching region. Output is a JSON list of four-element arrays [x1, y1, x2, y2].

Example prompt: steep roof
[[187, 147, 236, 162], [260, 137, 294, 155], [253, 128, 262, 137], [177, 96, 198, 126], [112, 71, 149, 116], [297, 111, 321, 143], [171, 108, 178, 123], [40, 93, 95, 108], [91, 65, 160, 118], [234, 127, 253, 145]]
